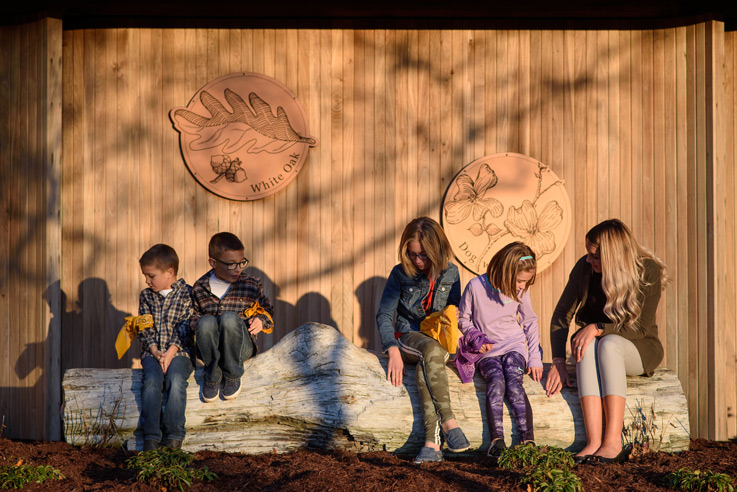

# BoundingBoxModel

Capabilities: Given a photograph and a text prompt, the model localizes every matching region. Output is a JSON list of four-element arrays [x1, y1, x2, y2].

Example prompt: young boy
[[137, 244, 194, 451], [191, 232, 274, 403]]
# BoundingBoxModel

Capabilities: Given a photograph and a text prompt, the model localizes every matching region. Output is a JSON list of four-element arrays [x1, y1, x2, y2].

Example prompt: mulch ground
[[1, 437, 735, 491]]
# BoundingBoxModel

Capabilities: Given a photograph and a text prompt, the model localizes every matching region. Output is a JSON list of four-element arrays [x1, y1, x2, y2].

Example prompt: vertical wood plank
[[43, 17, 63, 439]]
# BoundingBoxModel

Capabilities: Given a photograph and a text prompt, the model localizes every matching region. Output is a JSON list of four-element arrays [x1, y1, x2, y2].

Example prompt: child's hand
[[161, 346, 179, 374], [527, 366, 543, 382], [248, 316, 263, 335], [386, 346, 406, 387], [479, 343, 493, 353], [150, 346, 163, 361]]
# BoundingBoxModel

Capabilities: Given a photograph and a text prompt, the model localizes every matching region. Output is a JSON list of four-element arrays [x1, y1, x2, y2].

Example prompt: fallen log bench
[[62, 322, 690, 454]]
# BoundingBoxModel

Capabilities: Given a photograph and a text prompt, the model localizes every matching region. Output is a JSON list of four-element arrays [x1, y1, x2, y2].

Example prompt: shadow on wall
[[54, 278, 133, 372], [355, 276, 388, 353], [2, 278, 130, 440], [245, 266, 339, 352]]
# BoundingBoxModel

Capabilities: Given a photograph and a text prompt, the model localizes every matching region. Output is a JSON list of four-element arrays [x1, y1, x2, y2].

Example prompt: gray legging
[[577, 334, 644, 398]]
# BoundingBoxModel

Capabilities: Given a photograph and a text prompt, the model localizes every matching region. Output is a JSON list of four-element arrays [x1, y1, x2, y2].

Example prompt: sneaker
[[412, 446, 444, 464], [487, 438, 507, 458], [202, 381, 220, 403], [143, 439, 159, 451], [164, 438, 182, 449], [222, 377, 242, 400], [442, 427, 471, 453]]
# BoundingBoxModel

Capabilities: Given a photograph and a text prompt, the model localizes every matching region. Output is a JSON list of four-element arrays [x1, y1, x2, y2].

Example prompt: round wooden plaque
[[441, 152, 571, 275], [170, 73, 317, 201]]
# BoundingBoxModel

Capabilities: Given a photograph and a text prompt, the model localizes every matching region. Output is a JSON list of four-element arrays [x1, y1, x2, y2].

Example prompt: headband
[[519, 255, 533, 261]]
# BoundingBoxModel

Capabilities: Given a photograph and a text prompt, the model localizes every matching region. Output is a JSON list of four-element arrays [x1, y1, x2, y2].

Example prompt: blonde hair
[[486, 242, 537, 302], [586, 219, 668, 331], [398, 217, 453, 278]]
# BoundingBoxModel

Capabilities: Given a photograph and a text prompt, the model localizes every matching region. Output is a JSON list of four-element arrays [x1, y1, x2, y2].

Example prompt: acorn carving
[[210, 155, 247, 184]]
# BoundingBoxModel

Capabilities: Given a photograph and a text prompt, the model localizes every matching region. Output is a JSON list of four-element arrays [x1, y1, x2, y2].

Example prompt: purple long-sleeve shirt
[[458, 274, 543, 369]]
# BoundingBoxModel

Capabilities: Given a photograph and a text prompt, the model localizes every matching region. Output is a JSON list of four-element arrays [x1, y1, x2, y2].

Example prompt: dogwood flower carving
[[504, 200, 564, 256], [444, 164, 504, 224]]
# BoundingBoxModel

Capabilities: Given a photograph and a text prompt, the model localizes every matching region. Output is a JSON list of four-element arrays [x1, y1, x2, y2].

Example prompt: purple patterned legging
[[477, 351, 535, 443]]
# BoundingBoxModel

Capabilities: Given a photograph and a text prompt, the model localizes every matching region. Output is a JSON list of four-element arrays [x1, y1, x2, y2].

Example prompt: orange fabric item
[[243, 301, 274, 334], [114, 314, 154, 359], [420, 305, 460, 355]]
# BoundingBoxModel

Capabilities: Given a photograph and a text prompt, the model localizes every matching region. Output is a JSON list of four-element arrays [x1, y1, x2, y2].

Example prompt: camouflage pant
[[398, 331, 455, 445], [477, 351, 535, 443]]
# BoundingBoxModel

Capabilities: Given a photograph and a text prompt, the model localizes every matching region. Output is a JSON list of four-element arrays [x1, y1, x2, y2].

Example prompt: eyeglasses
[[406, 251, 429, 262], [212, 257, 249, 270]]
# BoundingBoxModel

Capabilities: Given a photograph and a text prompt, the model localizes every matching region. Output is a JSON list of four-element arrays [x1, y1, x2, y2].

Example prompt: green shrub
[[520, 467, 583, 492], [665, 468, 735, 492], [496, 444, 580, 492], [0, 461, 65, 490], [497, 443, 575, 470], [125, 447, 217, 491]]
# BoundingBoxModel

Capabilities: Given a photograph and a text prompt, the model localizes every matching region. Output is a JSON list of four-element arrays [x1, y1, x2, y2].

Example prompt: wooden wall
[[0, 18, 62, 440], [721, 30, 737, 441], [2, 19, 735, 441]]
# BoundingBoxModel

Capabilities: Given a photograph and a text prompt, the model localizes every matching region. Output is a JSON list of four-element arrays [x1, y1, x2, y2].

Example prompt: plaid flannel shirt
[[190, 270, 274, 351], [137, 278, 194, 360]]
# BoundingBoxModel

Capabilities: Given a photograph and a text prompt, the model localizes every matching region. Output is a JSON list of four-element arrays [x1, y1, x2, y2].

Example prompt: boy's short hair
[[139, 244, 179, 274], [209, 232, 245, 258]]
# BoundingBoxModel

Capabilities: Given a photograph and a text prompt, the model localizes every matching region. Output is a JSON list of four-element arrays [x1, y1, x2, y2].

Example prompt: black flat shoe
[[587, 447, 629, 464], [573, 454, 592, 465]]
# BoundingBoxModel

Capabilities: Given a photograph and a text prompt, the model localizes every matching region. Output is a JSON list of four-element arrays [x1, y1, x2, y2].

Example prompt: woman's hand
[[479, 343, 493, 354], [527, 366, 543, 382], [544, 361, 572, 396], [386, 346, 406, 387], [571, 323, 600, 363]]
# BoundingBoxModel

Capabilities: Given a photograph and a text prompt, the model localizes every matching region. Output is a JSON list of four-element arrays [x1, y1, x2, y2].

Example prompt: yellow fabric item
[[420, 305, 460, 355], [243, 301, 274, 334], [114, 314, 154, 359]]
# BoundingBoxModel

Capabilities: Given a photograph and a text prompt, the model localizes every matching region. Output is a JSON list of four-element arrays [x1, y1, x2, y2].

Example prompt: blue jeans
[[140, 355, 193, 442], [195, 312, 255, 384]]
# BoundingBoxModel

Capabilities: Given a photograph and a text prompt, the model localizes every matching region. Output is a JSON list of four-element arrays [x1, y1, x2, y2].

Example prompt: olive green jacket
[[550, 255, 664, 376]]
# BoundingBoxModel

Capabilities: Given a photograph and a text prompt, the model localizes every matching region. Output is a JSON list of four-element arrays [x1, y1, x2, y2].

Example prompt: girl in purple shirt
[[457, 242, 543, 457]]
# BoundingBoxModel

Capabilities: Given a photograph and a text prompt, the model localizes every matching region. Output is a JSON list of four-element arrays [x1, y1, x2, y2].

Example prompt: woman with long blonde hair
[[544, 219, 667, 464], [376, 217, 470, 463]]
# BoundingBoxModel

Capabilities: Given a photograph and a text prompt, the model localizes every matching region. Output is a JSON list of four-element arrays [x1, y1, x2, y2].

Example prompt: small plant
[[0, 459, 65, 489], [497, 443, 574, 470], [665, 468, 735, 492], [64, 392, 125, 447], [520, 467, 582, 492], [622, 399, 673, 457], [125, 447, 217, 491], [496, 444, 580, 492]]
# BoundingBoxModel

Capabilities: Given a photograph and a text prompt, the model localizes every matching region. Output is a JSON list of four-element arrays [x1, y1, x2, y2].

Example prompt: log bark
[[62, 323, 690, 454]]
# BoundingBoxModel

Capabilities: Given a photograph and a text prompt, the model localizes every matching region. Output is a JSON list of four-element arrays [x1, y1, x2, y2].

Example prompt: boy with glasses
[[191, 232, 274, 402]]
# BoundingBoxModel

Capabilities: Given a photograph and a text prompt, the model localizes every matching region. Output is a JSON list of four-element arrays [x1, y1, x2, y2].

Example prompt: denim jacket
[[376, 263, 462, 353]]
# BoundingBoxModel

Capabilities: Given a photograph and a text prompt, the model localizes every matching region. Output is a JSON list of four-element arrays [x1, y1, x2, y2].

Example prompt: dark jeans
[[140, 355, 193, 442], [195, 312, 254, 384], [478, 351, 535, 443]]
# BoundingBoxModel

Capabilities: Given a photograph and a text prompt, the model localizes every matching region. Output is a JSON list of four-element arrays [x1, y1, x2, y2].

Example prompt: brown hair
[[398, 217, 453, 278], [139, 244, 179, 275], [208, 232, 245, 259], [486, 241, 536, 302], [585, 218, 668, 331]]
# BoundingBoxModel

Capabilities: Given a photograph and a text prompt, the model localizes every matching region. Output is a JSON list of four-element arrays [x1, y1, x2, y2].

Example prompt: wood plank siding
[[1, 19, 735, 441]]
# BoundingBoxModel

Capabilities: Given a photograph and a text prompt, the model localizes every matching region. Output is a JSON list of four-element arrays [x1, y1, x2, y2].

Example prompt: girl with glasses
[[376, 216, 470, 463]]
